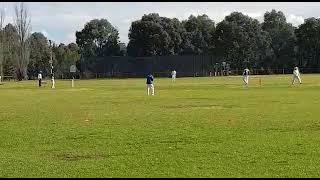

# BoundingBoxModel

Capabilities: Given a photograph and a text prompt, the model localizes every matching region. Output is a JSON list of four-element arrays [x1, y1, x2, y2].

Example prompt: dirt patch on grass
[[284, 102, 296, 104], [159, 140, 184, 144], [164, 104, 212, 109], [274, 160, 289, 165], [227, 118, 239, 127], [198, 106, 224, 110], [290, 152, 307, 156], [265, 127, 281, 131], [305, 122, 320, 130], [62, 88, 94, 92], [182, 97, 217, 100], [57, 153, 106, 161], [56, 151, 139, 161], [264, 127, 300, 132], [163, 104, 237, 110], [65, 135, 87, 140]]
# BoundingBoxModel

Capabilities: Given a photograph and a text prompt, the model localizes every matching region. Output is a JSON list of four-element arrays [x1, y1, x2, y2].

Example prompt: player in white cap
[[292, 67, 302, 85]]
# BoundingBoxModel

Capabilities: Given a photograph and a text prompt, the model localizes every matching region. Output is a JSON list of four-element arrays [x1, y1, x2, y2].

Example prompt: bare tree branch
[[14, 2, 31, 80]]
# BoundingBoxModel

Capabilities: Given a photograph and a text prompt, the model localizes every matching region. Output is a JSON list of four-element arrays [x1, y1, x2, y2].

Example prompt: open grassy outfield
[[1, 74, 320, 177]]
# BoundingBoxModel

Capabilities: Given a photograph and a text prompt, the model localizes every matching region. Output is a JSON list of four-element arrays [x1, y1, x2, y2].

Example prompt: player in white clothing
[[146, 73, 154, 96], [51, 73, 55, 89], [171, 70, 176, 82], [243, 68, 250, 86], [38, 71, 42, 87], [292, 67, 302, 85]]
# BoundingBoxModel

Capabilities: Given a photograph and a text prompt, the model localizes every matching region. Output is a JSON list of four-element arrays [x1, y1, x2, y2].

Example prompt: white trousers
[[292, 75, 301, 84], [147, 84, 154, 95], [52, 79, 55, 88], [172, 75, 176, 81], [243, 75, 249, 85]]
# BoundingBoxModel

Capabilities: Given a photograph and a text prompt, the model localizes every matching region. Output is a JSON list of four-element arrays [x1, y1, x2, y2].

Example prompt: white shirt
[[172, 71, 176, 76], [243, 69, 249, 76], [293, 69, 300, 76], [38, 74, 42, 80]]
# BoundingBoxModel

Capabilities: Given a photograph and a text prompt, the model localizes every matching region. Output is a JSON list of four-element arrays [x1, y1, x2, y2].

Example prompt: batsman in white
[[38, 71, 42, 87], [292, 67, 302, 85], [146, 73, 154, 96], [51, 73, 55, 89], [243, 68, 250, 86], [171, 70, 176, 82]]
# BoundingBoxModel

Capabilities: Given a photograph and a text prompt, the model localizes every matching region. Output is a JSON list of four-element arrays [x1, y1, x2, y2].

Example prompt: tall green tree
[[262, 9, 297, 69], [160, 17, 185, 55], [3, 23, 18, 76], [51, 43, 80, 77], [28, 32, 51, 79], [181, 14, 215, 55], [0, 8, 5, 77], [76, 18, 121, 58], [214, 12, 271, 69], [295, 17, 320, 69], [52, 43, 65, 76], [127, 13, 171, 56], [62, 43, 80, 74]]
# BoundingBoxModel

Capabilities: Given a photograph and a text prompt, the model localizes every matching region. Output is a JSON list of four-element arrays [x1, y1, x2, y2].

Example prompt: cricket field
[[1, 74, 320, 177]]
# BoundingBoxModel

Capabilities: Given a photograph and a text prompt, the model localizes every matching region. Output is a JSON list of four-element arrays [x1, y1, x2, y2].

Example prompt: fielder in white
[[146, 73, 154, 96], [51, 73, 55, 89], [243, 68, 250, 86], [171, 70, 176, 82], [292, 67, 302, 85], [38, 71, 42, 87]]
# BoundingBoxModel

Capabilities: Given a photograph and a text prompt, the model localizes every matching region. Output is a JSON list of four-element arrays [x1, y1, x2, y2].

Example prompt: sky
[[1, 2, 320, 45]]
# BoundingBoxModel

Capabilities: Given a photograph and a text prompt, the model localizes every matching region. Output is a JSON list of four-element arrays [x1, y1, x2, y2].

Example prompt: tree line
[[126, 11, 298, 71], [0, 3, 80, 80], [1, 3, 320, 80], [77, 10, 320, 74]]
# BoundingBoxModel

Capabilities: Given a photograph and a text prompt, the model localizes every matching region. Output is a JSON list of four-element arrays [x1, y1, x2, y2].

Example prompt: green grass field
[[1, 74, 320, 177]]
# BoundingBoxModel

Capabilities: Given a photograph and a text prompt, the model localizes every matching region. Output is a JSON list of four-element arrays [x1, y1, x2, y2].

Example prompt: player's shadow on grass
[[163, 104, 238, 109]]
